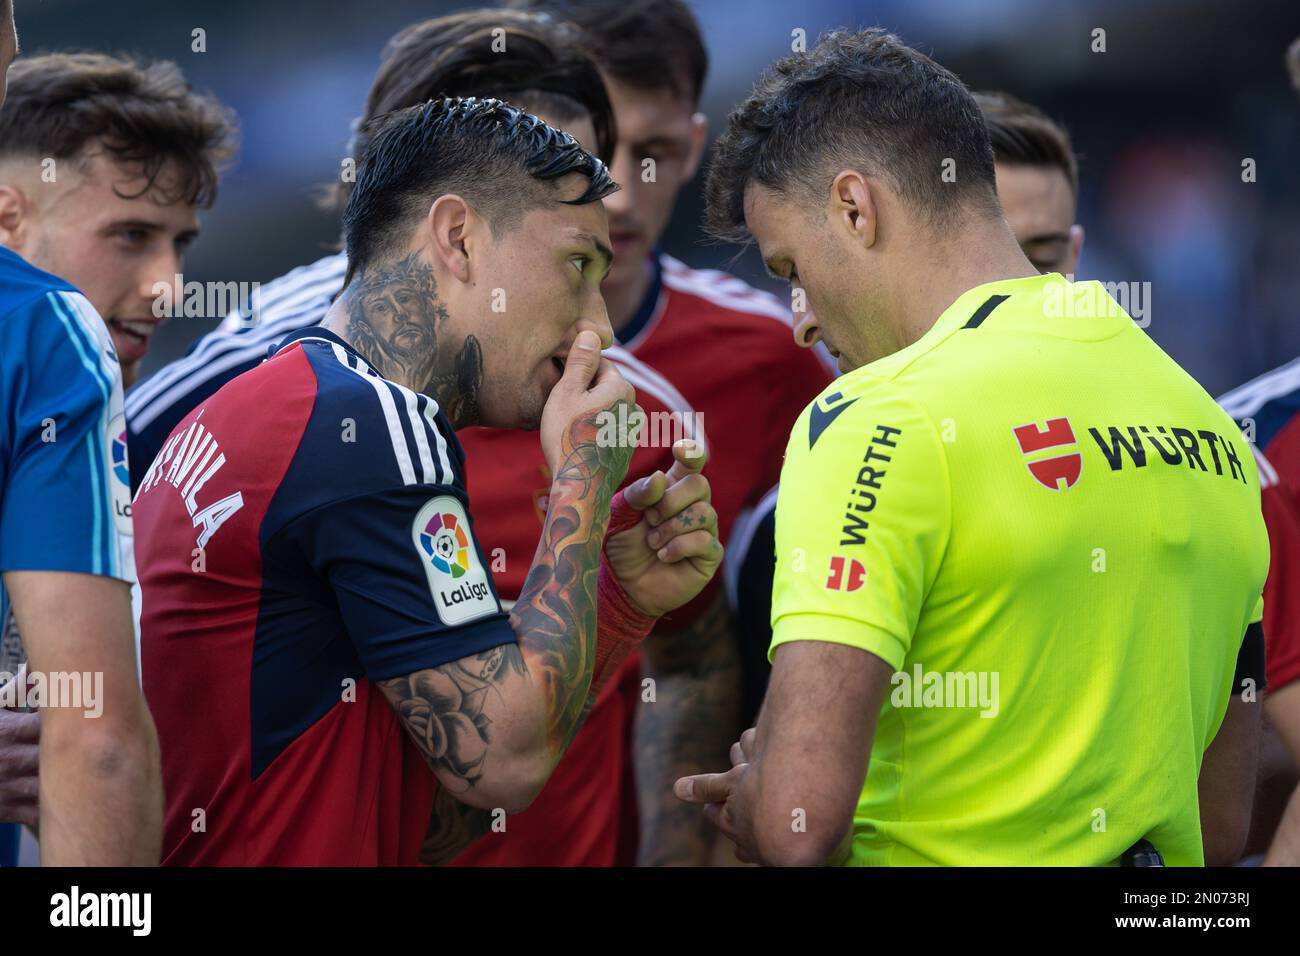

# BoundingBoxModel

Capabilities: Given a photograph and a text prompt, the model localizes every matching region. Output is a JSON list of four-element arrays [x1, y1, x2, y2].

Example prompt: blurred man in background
[[513, 0, 833, 866], [0, 4, 164, 866], [1216, 34, 1300, 867]]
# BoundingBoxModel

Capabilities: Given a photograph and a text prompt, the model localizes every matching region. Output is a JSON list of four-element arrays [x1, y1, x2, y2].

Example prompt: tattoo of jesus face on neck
[[344, 252, 484, 426]]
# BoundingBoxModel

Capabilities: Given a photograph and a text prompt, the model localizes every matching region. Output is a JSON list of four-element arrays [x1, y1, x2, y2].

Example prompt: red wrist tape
[[591, 489, 656, 693]]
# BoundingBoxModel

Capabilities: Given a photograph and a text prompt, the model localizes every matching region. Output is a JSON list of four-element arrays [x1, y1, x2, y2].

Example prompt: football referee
[[676, 29, 1270, 866]]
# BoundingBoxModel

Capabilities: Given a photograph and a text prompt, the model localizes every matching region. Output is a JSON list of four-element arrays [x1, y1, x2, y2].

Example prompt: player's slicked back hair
[[0, 52, 236, 207], [332, 9, 614, 210], [705, 29, 998, 243], [975, 91, 1079, 199], [509, 0, 708, 105], [343, 96, 617, 286]]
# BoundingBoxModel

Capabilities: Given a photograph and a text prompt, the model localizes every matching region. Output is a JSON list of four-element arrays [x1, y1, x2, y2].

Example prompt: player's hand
[[674, 727, 758, 863], [0, 667, 40, 829], [604, 438, 723, 618], [539, 330, 637, 479]]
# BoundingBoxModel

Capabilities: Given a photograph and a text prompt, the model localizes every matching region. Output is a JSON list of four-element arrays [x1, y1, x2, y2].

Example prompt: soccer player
[[1217, 34, 1300, 867], [0, 2, 162, 865], [676, 29, 1269, 866], [134, 96, 723, 866]]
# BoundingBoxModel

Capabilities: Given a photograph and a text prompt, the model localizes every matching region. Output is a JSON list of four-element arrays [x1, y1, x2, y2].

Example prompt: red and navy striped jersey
[[1221, 358, 1300, 692], [134, 326, 514, 865]]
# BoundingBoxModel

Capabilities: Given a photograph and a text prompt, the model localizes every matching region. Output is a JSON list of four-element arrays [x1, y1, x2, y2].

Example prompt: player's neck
[[321, 252, 484, 428], [893, 219, 1037, 349]]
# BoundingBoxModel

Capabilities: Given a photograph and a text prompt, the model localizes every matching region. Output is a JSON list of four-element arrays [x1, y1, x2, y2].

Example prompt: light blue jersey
[[0, 246, 132, 629]]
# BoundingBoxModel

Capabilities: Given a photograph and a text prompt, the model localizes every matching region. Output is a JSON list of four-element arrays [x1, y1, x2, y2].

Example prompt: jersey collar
[[615, 251, 664, 347], [269, 324, 357, 361]]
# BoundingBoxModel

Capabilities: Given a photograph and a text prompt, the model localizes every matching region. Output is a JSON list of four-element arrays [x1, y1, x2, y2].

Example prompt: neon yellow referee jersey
[[770, 272, 1268, 866]]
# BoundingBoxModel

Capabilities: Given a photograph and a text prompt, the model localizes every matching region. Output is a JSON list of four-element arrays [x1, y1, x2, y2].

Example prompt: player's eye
[[116, 228, 151, 246], [570, 256, 589, 276]]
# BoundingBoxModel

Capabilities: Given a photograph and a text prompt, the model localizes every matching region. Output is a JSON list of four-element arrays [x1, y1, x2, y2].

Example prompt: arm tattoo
[[636, 592, 743, 866], [418, 787, 495, 866], [379, 649, 521, 795], [340, 252, 484, 427], [509, 400, 634, 753], [380, 405, 631, 858]]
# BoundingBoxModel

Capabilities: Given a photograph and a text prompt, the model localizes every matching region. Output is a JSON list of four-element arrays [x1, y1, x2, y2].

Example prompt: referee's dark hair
[[331, 9, 614, 210], [342, 96, 617, 287], [704, 28, 999, 243], [975, 91, 1079, 199], [508, 0, 709, 106]]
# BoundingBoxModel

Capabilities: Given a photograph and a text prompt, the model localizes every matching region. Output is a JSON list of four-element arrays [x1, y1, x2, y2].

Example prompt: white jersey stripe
[[1253, 444, 1279, 489], [127, 254, 345, 419], [661, 266, 793, 325], [419, 394, 454, 484], [1218, 354, 1300, 419], [394, 381, 436, 485], [328, 342, 416, 485]]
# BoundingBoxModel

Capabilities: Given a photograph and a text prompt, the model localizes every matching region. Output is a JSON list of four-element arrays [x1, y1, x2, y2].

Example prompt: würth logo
[[1013, 417, 1082, 491], [826, 556, 866, 592]]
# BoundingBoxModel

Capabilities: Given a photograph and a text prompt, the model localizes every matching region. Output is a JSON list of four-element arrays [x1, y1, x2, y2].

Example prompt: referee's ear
[[0, 183, 32, 251], [831, 171, 878, 251]]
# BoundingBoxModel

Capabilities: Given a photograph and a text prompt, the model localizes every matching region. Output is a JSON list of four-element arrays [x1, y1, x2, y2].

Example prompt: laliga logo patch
[[412, 495, 497, 625], [1013, 417, 1082, 491], [107, 413, 133, 535], [420, 510, 470, 579]]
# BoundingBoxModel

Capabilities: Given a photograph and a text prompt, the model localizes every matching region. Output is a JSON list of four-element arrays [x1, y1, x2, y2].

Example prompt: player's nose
[[792, 308, 821, 349], [577, 293, 614, 351]]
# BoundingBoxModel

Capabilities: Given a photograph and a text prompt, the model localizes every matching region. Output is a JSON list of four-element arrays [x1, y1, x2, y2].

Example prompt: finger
[[654, 528, 723, 566], [0, 665, 26, 710], [619, 470, 667, 512], [0, 710, 39, 745], [674, 766, 742, 804], [2, 742, 38, 777], [729, 739, 746, 767], [560, 330, 603, 390], [646, 502, 716, 551], [645, 472, 710, 527], [739, 726, 757, 757], [665, 437, 707, 483]]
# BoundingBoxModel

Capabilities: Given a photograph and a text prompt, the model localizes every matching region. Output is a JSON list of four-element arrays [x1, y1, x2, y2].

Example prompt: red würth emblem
[[1012, 417, 1082, 491]]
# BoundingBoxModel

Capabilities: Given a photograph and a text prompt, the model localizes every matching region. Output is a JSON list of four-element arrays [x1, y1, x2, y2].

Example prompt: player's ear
[[426, 193, 472, 284], [0, 183, 31, 250], [683, 112, 709, 182], [831, 170, 877, 250]]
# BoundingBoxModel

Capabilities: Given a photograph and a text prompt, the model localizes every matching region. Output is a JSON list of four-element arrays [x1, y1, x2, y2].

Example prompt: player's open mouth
[[107, 319, 157, 362]]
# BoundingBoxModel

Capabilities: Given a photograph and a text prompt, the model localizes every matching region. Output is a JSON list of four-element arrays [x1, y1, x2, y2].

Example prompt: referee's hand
[[0, 667, 39, 830], [604, 438, 723, 619]]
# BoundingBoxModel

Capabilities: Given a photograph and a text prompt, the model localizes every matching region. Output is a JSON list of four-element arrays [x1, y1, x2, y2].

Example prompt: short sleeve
[[0, 291, 131, 581], [281, 482, 516, 681], [769, 386, 950, 671]]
